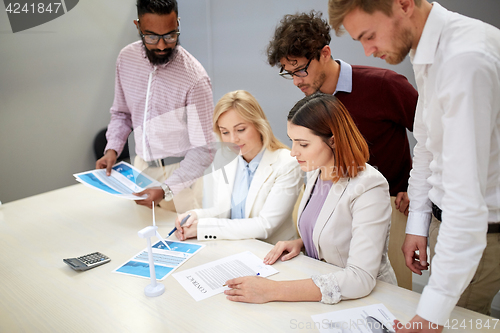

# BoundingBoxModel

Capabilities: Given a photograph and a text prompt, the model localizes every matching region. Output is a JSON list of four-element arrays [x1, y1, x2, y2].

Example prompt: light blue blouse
[[230, 149, 265, 219]]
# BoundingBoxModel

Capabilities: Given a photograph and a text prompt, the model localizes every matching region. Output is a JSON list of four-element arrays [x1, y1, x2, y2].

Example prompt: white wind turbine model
[[137, 201, 171, 297]]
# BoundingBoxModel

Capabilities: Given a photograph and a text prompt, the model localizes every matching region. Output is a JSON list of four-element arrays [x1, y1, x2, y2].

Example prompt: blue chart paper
[[74, 161, 161, 200], [112, 163, 154, 189], [77, 173, 121, 195], [114, 240, 204, 281]]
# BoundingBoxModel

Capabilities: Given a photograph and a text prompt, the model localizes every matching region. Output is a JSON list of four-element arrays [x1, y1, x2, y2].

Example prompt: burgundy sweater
[[335, 65, 417, 196]]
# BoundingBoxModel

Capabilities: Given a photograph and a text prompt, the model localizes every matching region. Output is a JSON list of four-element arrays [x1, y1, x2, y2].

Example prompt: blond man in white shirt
[[328, 0, 500, 332]]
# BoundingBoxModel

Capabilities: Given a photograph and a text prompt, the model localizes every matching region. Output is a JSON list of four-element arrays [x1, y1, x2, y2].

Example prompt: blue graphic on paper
[[153, 240, 203, 254], [116, 260, 173, 280], [76, 173, 120, 195], [113, 163, 153, 188]]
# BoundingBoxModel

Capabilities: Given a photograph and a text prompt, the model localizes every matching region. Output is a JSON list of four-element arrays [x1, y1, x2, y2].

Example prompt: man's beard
[[299, 71, 327, 96], [383, 21, 413, 65], [143, 39, 180, 65]]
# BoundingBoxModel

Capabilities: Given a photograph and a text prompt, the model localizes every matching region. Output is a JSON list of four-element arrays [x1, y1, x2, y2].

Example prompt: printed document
[[173, 251, 278, 301], [74, 161, 160, 200], [113, 240, 204, 280]]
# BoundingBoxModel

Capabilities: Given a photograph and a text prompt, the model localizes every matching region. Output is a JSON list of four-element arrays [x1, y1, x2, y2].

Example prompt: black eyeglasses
[[137, 20, 180, 45], [279, 58, 313, 80]]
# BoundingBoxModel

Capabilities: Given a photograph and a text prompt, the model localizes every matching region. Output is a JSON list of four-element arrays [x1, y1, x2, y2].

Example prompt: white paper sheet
[[173, 251, 278, 301], [311, 303, 396, 333]]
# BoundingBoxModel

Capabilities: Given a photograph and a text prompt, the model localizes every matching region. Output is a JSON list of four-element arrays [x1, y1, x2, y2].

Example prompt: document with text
[[311, 303, 396, 333], [173, 251, 278, 301]]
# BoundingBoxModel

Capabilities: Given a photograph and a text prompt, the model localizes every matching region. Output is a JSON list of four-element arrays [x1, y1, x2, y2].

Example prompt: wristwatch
[[160, 183, 174, 201]]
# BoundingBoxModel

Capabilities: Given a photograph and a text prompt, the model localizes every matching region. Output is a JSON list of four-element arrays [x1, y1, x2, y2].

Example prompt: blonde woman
[[174, 90, 303, 244], [224, 93, 396, 304]]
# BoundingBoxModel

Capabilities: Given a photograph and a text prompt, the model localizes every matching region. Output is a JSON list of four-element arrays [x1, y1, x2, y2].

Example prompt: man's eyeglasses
[[279, 58, 313, 80], [137, 20, 180, 45]]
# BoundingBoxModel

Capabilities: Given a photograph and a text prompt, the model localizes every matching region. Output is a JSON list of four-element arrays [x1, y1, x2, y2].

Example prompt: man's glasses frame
[[279, 58, 313, 80], [136, 19, 180, 45]]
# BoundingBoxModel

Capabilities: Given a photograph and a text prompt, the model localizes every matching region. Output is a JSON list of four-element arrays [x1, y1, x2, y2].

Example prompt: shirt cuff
[[312, 273, 342, 304], [417, 285, 460, 326], [196, 218, 217, 241], [406, 211, 432, 236]]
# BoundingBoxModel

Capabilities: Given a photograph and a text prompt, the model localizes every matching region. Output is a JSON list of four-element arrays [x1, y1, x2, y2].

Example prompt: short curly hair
[[267, 11, 331, 68]]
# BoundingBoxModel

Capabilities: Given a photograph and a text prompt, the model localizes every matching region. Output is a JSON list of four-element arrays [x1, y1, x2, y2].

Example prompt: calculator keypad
[[77, 252, 110, 268]]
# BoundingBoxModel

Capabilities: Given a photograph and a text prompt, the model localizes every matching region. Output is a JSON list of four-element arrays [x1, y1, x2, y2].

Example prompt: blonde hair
[[213, 90, 288, 151], [328, 0, 421, 36]]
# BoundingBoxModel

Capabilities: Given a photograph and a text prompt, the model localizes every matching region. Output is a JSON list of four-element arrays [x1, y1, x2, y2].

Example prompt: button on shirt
[[231, 149, 265, 219], [407, 2, 500, 325]]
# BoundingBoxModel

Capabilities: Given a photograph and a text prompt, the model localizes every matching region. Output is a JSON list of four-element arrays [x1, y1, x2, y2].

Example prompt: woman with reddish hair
[[225, 93, 396, 304]]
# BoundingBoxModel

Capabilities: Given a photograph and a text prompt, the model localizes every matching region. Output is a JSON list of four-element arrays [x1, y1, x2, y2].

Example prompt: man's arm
[[404, 83, 433, 274], [103, 55, 133, 165], [415, 53, 495, 326], [165, 77, 215, 195]]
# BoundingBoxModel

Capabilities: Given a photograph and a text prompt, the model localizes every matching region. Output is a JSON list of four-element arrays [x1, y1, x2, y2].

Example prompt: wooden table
[[0, 185, 497, 332]]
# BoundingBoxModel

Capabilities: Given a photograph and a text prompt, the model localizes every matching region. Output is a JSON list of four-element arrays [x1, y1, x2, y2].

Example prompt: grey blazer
[[297, 163, 397, 301]]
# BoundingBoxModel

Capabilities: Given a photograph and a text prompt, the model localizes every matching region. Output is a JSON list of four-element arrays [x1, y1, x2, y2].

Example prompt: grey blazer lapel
[[311, 177, 350, 253], [296, 169, 320, 236]]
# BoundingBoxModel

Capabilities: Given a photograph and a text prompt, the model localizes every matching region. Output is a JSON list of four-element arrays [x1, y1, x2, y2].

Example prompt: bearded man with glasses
[[267, 11, 418, 290], [96, 0, 215, 214]]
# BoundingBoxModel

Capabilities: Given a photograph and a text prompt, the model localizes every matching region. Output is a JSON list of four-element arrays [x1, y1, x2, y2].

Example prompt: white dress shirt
[[407, 2, 500, 325]]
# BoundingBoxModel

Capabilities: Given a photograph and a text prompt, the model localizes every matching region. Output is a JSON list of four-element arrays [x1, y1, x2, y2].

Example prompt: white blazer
[[297, 164, 397, 301], [193, 148, 303, 244]]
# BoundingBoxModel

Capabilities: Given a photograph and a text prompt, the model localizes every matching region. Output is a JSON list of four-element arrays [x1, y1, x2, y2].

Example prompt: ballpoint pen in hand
[[168, 214, 191, 237]]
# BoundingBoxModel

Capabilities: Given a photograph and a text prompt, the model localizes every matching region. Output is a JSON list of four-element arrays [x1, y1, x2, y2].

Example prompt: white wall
[[0, 0, 499, 203]]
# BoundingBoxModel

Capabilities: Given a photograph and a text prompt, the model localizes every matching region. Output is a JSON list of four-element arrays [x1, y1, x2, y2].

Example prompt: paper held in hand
[[74, 161, 161, 200]]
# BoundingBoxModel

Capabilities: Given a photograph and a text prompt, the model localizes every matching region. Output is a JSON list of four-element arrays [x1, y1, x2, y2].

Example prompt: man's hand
[[134, 187, 164, 209], [395, 191, 410, 216], [402, 234, 429, 274], [394, 315, 443, 333], [96, 150, 117, 176]]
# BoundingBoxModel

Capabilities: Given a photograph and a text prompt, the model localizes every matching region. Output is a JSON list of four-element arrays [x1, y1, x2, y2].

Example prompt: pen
[[223, 273, 260, 287], [168, 214, 191, 237]]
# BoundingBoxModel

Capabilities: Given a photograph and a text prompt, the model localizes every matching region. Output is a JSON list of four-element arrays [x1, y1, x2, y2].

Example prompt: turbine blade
[[156, 231, 171, 250]]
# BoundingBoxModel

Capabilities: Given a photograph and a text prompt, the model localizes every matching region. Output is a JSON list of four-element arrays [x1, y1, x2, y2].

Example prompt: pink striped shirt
[[105, 41, 215, 194]]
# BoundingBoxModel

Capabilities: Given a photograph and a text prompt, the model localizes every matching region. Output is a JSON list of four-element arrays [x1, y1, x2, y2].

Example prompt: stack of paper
[[74, 161, 161, 200]]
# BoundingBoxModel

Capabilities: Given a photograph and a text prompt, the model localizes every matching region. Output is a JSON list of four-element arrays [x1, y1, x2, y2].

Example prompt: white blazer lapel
[[244, 149, 275, 218], [215, 157, 238, 215]]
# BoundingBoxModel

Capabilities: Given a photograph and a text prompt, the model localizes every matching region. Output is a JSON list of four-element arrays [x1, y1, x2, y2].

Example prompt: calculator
[[63, 252, 111, 271]]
